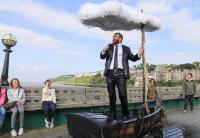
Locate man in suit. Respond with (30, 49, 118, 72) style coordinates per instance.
(100, 32, 143, 120)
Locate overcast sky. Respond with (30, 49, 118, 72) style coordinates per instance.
(0, 0, 199, 82)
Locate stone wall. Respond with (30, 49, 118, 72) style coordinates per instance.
(24, 85, 200, 111)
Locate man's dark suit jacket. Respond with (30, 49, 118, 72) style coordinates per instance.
(100, 44, 140, 79)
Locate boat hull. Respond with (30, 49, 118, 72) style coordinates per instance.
(65, 107, 164, 138)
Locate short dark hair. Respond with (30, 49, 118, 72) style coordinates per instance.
(187, 73, 193, 77)
(114, 32, 123, 40)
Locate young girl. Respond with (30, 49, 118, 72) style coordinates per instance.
(0, 80, 6, 128)
(42, 80, 56, 129)
(7, 78, 26, 137)
(183, 73, 197, 112)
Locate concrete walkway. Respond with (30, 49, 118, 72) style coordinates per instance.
(1, 125, 70, 138)
(167, 107, 200, 138)
(2, 108, 200, 138)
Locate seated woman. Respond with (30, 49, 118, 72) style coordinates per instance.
(7, 78, 26, 137)
(0, 80, 6, 128)
(42, 80, 56, 129)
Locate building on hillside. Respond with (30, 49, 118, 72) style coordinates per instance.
(154, 65, 200, 81)
(154, 65, 167, 81)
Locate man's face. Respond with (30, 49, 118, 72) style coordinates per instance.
(112, 34, 122, 44)
(186, 74, 192, 80)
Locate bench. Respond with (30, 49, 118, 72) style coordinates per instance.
(22, 86, 200, 111)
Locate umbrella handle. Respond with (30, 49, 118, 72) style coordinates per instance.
(141, 24, 148, 105)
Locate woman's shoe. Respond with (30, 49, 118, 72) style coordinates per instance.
(50, 122, 54, 128)
(50, 118, 54, 128)
(18, 128, 24, 136)
(11, 129, 17, 137)
(45, 118, 49, 128)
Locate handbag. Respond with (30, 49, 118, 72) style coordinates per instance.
(3, 101, 17, 110)
(3, 88, 20, 110)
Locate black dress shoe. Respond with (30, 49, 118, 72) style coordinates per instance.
(106, 114, 116, 122)
(106, 116, 113, 122)
(123, 116, 129, 120)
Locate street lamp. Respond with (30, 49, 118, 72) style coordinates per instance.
(1, 33, 17, 86)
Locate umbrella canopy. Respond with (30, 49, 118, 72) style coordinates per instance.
(79, 1, 161, 106)
(79, 1, 160, 32)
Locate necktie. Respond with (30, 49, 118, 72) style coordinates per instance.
(113, 45, 118, 69)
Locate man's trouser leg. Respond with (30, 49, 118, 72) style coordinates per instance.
(117, 77, 129, 118)
(106, 77, 117, 119)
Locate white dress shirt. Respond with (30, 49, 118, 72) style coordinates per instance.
(110, 44, 123, 69)
(101, 44, 141, 69)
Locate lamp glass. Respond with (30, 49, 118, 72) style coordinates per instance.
(2, 33, 17, 47)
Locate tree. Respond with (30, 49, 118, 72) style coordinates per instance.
(148, 64, 156, 72)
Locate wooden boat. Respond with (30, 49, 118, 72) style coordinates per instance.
(65, 107, 166, 138)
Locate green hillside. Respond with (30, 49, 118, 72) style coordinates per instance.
(52, 72, 135, 86)
(52, 62, 200, 87)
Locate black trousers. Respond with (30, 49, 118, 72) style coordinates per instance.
(42, 101, 56, 122)
(184, 95, 194, 111)
(106, 70, 129, 119)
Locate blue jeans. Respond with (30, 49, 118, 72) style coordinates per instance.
(0, 107, 6, 128)
(42, 101, 56, 122)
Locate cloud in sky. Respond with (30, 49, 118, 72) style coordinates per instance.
(0, 0, 81, 32)
(149, 52, 199, 64)
(135, 0, 200, 47)
(0, 23, 81, 55)
(1, 0, 199, 47)
(9, 64, 57, 82)
(165, 8, 200, 46)
(0, 0, 199, 82)
(0, 0, 146, 43)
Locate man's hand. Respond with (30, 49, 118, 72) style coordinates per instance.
(46, 82, 50, 86)
(45, 82, 50, 88)
(101, 45, 109, 54)
(16, 101, 21, 106)
(138, 47, 144, 56)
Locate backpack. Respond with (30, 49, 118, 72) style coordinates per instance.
(0, 87, 7, 105)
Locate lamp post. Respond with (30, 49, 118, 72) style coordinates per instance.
(1, 33, 17, 86)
